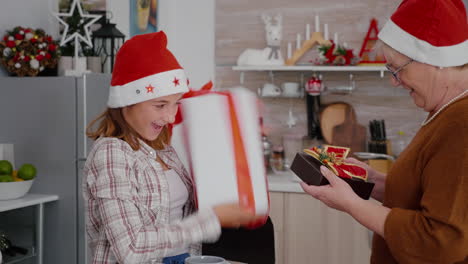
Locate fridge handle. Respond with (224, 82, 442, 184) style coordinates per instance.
(82, 74, 88, 158)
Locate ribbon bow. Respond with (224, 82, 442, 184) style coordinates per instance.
(304, 145, 368, 181)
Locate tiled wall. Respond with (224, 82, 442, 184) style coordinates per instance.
(215, 0, 427, 158)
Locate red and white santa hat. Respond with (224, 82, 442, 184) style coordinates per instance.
(107, 31, 189, 108)
(378, 0, 468, 67)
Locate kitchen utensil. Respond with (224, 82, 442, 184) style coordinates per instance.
(0, 180, 35, 200)
(368, 120, 388, 154)
(258, 83, 281, 97)
(331, 104, 367, 153)
(353, 152, 395, 161)
(281, 82, 301, 97)
(319, 102, 349, 144)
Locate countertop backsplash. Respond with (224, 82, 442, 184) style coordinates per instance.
(215, 0, 427, 155)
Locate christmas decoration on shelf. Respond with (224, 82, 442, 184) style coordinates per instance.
(91, 11, 126, 73)
(237, 14, 284, 66)
(53, 0, 101, 75)
(315, 41, 359, 66)
(0, 27, 60, 76)
(358, 18, 386, 65)
(285, 15, 332, 66)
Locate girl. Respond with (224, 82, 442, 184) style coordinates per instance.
(83, 31, 256, 264)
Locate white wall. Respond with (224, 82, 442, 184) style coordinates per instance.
(107, 0, 215, 89)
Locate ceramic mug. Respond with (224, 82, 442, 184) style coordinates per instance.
(258, 83, 281, 97)
(281, 82, 300, 96)
(185, 255, 227, 264)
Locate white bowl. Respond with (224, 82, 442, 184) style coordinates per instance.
(0, 179, 34, 200)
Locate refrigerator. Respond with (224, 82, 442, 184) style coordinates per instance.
(0, 73, 111, 264)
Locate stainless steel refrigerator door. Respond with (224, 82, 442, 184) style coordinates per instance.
(76, 73, 111, 161)
(76, 73, 111, 264)
(0, 76, 78, 264)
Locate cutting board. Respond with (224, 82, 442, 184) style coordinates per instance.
(331, 104, 367, 153)
(319, 102, 349, 144)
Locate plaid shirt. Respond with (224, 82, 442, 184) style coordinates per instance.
(83, 137, 221, 264)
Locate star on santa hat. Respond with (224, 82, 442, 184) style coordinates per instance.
(173, 77, 180, 87)
(146, 84, 155, 93)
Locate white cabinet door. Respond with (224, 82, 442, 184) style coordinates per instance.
(284, 193, 371, 264)
(269, 192, 285, 264)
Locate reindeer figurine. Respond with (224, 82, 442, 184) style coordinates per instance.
(237, 14, 284, 66)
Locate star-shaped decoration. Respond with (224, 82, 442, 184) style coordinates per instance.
(173, 77, 180, 87)
(146, 84, 155, 93)
(53, 0, 101, 48)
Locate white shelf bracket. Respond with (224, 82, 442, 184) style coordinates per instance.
(240, 71, 245, 85)
(380, 70, 385, 78)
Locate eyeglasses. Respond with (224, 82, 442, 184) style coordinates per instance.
(385, 59, 414, 84)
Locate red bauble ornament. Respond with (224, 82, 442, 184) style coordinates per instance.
(45, 53, 51, 59)
(14, 33, 24, 40)
(13, 54, 20, 62)
(6, 41, 15, 48)
(36, 54, 44, 61)
(48, 44, 57, 52)
(30, 38, 37, 43)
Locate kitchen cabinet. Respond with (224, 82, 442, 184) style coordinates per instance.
(269, 191, 371, 264)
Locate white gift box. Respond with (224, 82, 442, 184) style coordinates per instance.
(172, 87, 269, 218)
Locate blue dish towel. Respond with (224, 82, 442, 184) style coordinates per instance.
(162, 253, 190, 264)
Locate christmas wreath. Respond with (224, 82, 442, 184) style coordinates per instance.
(0, 27, 61, 76)
(316, 42, 359, 66)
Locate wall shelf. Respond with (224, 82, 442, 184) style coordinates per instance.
(232, 65, 386, 72)
(232, 65, 387, 86)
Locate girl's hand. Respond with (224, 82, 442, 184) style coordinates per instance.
(213, 203, 257, 228)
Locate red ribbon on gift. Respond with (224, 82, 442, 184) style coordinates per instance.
(305, 146, 368, 181)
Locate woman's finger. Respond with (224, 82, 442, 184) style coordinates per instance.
(320, 165, 339, 185)
(344, 157, 360, 164)
(300, 181, 322, 198)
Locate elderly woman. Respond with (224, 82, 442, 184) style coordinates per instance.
(301, 0, 468, 263)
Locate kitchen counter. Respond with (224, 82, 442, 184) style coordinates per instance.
(267, 170, 305, 193)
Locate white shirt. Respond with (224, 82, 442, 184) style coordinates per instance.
(164, 169, 189, 256)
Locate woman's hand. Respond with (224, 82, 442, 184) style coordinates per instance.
(345, 157, 387, 202)
(344, 157, 378, 182)
(213, 203, 258, 228)
(300, 166, 361, 213)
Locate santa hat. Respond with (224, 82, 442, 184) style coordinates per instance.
(107, 31, 189, 108)
(378, 0, 468, 67)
